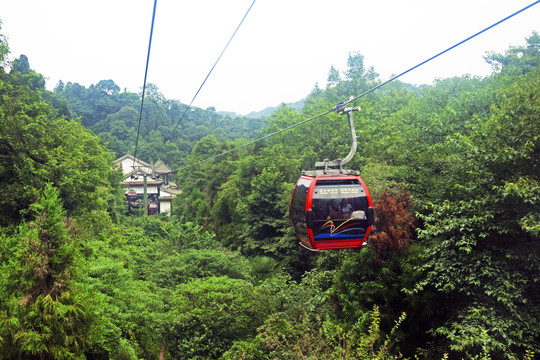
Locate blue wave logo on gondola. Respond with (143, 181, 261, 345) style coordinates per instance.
(313, 218, 365, 239)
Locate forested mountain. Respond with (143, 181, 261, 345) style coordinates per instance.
(245, 98, 305, 119)
(0, 17, 539, 359)
(53, 80, 265, 169)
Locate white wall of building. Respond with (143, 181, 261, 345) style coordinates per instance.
(160, 201, 171, 215)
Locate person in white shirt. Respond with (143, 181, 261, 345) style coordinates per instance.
(351, 209, 366, 219)
(341, 201, 353, 218)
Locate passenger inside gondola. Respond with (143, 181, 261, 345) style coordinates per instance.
(341, 199, 353, 218)
(312, 203, 326, 220)
(309, 197, 367, 239)
(327, 204, 342, 220)
(312, 198, 363, 221)
(351, 209, 366, 219)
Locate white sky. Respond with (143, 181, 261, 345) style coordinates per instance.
(0, 1, 538, 115)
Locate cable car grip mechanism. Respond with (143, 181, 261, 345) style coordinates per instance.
(314, 106, 361, 174)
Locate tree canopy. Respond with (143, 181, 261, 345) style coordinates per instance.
(0, 19, 538, 359)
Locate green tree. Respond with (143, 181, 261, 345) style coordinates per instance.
(11, 54, 30, 74)
(222, 273, 407, 360)
(9, 54, 45, 89)
(413, 69, 540, 358)
(81, 217, 167, 359)
(143, 83, 166, 104)
(341, 51, 379, 98)
(0, 20, 9, 66)
(237, 167, 293, 257)
(327, 65, 341, 87)
(148, 249, 251, 289)
(165, 276, 275, 360)
(485, 31, 540, 77)
(0, 184, 98, 359)
(95, 79, 120, 96)
(0, 63, 118, 226)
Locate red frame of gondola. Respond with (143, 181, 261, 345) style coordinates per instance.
(290, 174, 373, 250)
(126, 190, 138, 203)
(148, 203, 158, 215)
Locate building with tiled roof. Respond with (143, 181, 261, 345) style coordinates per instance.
(114, 155, 179, 215)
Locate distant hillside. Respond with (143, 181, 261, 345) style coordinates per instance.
(53, 80, 265, 168)
(244, 99, 305, 119)
(222, 85, 430, 119)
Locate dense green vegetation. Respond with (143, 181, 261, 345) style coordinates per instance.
(53, 79, 263, 170)
(0, 18, 538, 359)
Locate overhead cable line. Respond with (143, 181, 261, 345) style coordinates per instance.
(132, 0, 158, 171)
(176, 0, 540, 172)
(172, 109, 334, 173)
(336, 0, 540, 110)
(156, 0, 257, 156)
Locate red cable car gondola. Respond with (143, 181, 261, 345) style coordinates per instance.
(290, 173, 373, 250)
(289, 106, 374, 250)
(148, 203, 158, 215)
(126, 189, 138, 203)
